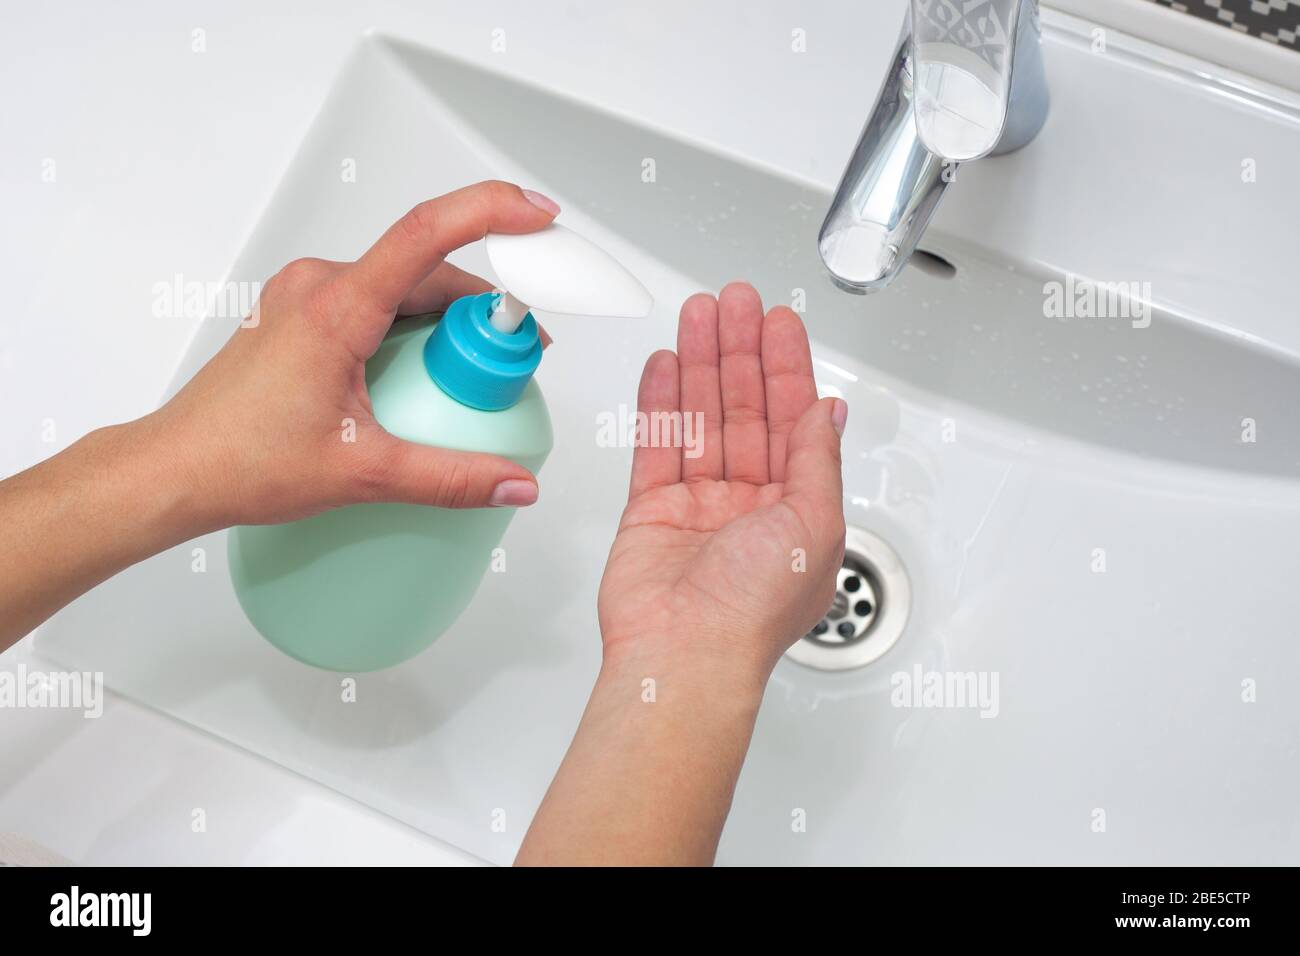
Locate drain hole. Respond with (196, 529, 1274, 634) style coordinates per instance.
(804, 557, 881, 647)
(785, 525, 911, 672)
(909, 249, 957, 281)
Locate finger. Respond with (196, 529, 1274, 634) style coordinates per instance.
(676, 293, 723, 482)
(717, 281, 769, 485)
(397, 261, 493, 315)
(628, 349, 682, 500)
(781, 397, 847, 545)
(352, 181, 559, 316)
(761, 305, 819, 483)
(377, 440, 539, 509)
(396, 262, 553, 347)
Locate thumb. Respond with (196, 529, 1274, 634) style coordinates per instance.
(376, 438, 539, 509)
(353, 181, 560, 316)
(781, 397, 847, 539)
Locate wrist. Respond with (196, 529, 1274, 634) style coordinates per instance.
(94, 415, 223, 547)
(598, 632, 773, 713)
(522, 630, 770, 867)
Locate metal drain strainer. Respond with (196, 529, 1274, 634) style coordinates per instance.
(785, 525, 911, 671)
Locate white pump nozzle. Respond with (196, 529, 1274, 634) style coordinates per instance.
(490, 292, 532, 333)
(485, 223, 653, 332)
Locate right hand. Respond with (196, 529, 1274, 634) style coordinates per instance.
(142, 181, 562, 536)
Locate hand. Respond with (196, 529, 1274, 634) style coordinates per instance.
(597, 282, 847, 682)
(0, 181, 564, 650)
(147, 180, 561, 533)
(519, 283, 846, 865)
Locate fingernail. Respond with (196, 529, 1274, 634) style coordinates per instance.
(521, 189, 560, 216)
(831, 398, 848, 437)
(490, 479, 538, 507)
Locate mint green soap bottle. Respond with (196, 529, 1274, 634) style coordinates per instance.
(228, 223, 652, 671)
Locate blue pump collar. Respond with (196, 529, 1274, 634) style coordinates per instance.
(422, 292, 542, 411)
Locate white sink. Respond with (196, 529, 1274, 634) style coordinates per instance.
(40, 16, 1300, 864)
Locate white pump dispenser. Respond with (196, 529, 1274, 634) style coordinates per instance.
(485, 223, 654, 332)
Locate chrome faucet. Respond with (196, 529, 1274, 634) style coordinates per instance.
(819, 0, 1049, 293)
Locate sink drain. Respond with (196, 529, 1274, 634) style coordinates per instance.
(785, 525, 911, 671)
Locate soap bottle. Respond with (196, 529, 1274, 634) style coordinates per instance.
(228, 223, 652, 671)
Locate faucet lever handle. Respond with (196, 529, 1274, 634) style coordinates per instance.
(909, 0, 1031, 162)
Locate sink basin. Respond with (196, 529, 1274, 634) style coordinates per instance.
(39, 16, 1300, 864)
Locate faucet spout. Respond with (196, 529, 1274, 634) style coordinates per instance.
(818, 0, 1047, 295)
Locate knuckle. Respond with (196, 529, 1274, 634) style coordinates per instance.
(305, 274, 347, 318)
(347, 441, 396, 503)
(469, 179, 517, 220)
(432, 460, 477, 508)
(480, 179, 515, 202)
(278, 257, 328, 288)
(398, 200, 441, 244)
(722, 403, 767, 427)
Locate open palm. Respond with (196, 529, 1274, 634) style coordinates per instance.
(597, 283, 847, 676)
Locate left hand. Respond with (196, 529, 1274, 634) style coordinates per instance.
(597, 282, 847, 683)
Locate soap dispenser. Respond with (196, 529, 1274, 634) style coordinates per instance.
(228, 223, 653, 671)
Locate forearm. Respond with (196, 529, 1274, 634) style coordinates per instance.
(0, 414, 210, 651)
(516, 643, 769, 866)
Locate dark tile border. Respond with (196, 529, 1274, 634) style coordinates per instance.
(1147, 0, 1300, 50)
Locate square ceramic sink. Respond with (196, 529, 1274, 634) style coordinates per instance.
(39, 16, 1300, 864)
